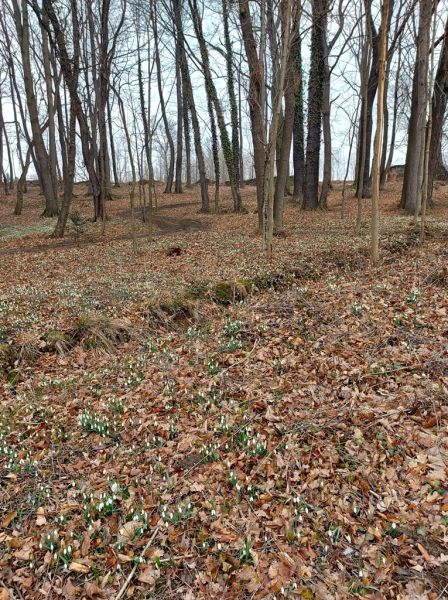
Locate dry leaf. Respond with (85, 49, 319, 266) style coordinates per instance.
(69, 562, 90, 574)
(2, 512, 17, 528)
(416, 543, 431, 562)
(62, 578, 81, 599)
(81, 533, 91, 557)
(85, 582, 105, 599)
(118, 553, 133, 563)
(0, 589, 10, 600)
(137, 567, 160, 585)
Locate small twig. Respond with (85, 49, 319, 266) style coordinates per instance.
(114, 525, 160, 600)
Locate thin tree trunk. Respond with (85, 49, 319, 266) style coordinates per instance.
(107, 96, 120, 187)
(421, 0, 438, 241)
(273, 4, 299, 231)
(12, 0, 59, 216)
(53, 97, 77, 238)
(180, 47, 209, 213)
(380, 44, 401, 189)
(356, 4, 372, 235)
(223, 0, 240, 187)
(239, 0, 265, 231)
(319, 9, 331, 209)
(238, 54, 245, 187)
(114, 86, 138, 254)
(263, 0, 292, 258)
(42, 22, 59, 204)
(152, 0, 174, 194)
(371, 0, 389, 263)
(15, 147, 31, 216)
(174, 1, 183, 194)
(341, 100, 360, 219)
(189, 0, 242, 212)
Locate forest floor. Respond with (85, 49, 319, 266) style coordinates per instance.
(1, 180, 448, 600)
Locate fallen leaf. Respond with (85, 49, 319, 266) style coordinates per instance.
(62, 578, 81, 599)
(2, 512, 17, 528)
(69, 562, 90, 574)
(81, 533, 91, 557)
(417, 543, 431, 562)
(85, 582, 105, 599)
(137, 567, 160, 585)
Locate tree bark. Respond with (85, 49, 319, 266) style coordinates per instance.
(371, 0, 389, 263)
(12, 0, 59, 216)
(239, 0, 266, 231)
(400, 0, 431, 214)
(292, 33, 305, 204)
(273, 4, 299, 230)
(152, 1, 175, 194)
(223, 0, 240, 187)
(303, 0, 326, 211)
(189, 0, 242, 212)
(178, 35, 209, 212)
(428, 14, 448, 205)
(380, 43, 401, 189)
(355, 13, 379, 199)
(174, 0, 183, 194)
(15, 147, 32, 216)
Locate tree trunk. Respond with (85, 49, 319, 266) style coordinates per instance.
(319, 8, 331, 209)
(303, 0, 326, 211)
(428, 14, 448, 206)
(239, 0, 266, 232)
(152, 1, 175, 194)
(53, 97, 77, 238)
(380, 43, 401, 189)
(15, 147, 32, 216)
(12, 0, 59, 216)
(371, 0, 389, 263)
(189, 0, 242, 212)
(273, 5, 299, 231)
(262, 0, 292, 258)
(238, 55, 245, 187)
(107, 96, 120, 187)
(223, 0, 240, 187)
(421, 1, 438, 241)
(400, 0, 431, 214)
(178, 31, 209, 212)
(292, 34, 305, 204)
(174, 1, 183, 195)
(356, 5, 372, 235)
(356, 13, 380, 199)
(42, 21, 59, 203)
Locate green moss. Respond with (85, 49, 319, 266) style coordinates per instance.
(214, 281, 249, 304)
